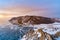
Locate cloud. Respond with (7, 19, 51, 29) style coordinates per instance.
(0, 6, 47, 14)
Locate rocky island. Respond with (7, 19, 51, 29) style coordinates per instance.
(9, 15, 60, 40)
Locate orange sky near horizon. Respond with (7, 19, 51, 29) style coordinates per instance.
(0, 6, 51, 25)
(0, 0, 60, 25)
(0, 8, 46, 19)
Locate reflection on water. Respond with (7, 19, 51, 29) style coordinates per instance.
(0, 25, 20, 40)
(0, 24, 60, 40)
(0, 25, 60, 40)
(0, 25, 33, 40)
(0, 16, 26, 40)
(55, 37, 60, 40)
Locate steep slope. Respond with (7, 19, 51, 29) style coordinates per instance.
(9, 15, 60, 26)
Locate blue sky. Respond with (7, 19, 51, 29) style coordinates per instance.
(0, 0, 60, 18)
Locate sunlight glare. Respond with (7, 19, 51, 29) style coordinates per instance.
(0, 15, 4, 18)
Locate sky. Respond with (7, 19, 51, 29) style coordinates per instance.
(0, 0, 60, 18)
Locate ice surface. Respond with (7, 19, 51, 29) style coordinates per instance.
(20, 22, 60, 40)
(0, 22, 60, 40)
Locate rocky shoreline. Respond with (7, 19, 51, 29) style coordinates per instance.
(21, 29, 60, 40)
(9, 15, 60, 40)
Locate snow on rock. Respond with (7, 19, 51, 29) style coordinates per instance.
(20, 22, 60, 40)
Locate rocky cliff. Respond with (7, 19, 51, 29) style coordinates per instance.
(21, 29, 55, 40)
(9, 15, 60, 40)
(9, 15, 60, 26)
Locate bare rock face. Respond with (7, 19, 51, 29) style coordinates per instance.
(9, 15, 60, 26)
(55, 31, 60, 37)
(9, 17, 23, 25)
(9, 15, 60, 40)
(21, 29, 38, 40)
(37, 29, 53, 40)
(21, 29, 53, 40)
(37, 29, 45, 40)
(45, 32, 53, 40)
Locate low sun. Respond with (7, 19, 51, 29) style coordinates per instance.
(0, 15, 4, 18)
(0, 14, 14, 18)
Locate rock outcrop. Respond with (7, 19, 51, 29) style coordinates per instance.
(9, 15, 60, 40)
(55, 31, 60, 38)
(9, 15, 60, 26)
(21, 29, 53, 40)
(37, 29, 53, 40)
